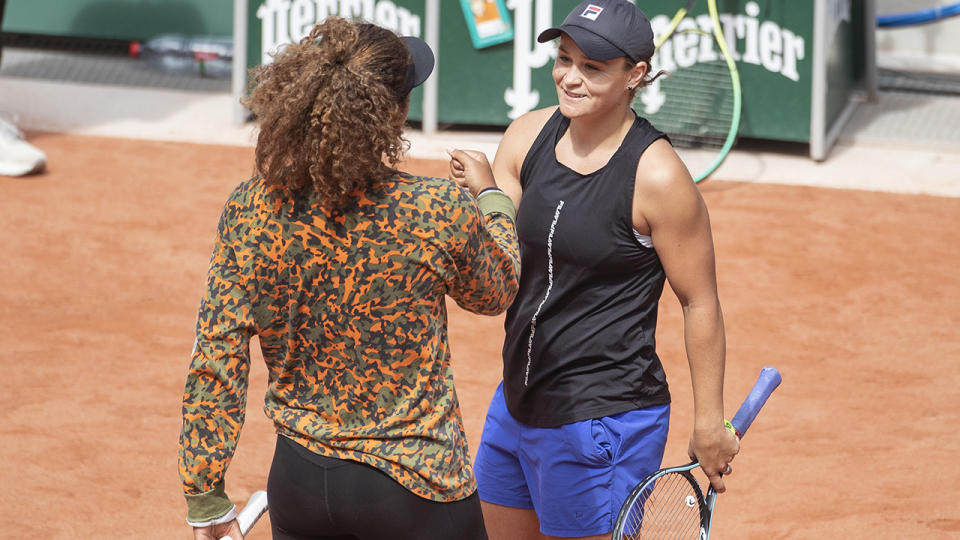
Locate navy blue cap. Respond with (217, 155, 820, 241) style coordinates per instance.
(402, 36, 434, 95)
(537, 0, 655, 63)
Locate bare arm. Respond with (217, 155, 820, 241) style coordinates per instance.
(633, 139, 739, 492)
(448, 107, 556, 208)
(489, 117, 528, 208)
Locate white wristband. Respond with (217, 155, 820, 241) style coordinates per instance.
(477, 187, 504, 199)
(186, 505, 237, 528)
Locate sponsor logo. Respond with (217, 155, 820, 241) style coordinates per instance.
(504, 0, 555, 119)
(640, 1, 807, 115)
(580, 4, 603, 21)
(508, 1, 808, 119)
(255, 0, 422, 64)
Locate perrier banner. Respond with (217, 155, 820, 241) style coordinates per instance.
(245, 0, 870, 145)
(246, 0, 428, 119)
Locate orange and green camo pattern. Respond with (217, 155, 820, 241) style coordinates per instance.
(179, 173, 519, 520)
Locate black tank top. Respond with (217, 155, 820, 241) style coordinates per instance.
(502, 108, 671, 427)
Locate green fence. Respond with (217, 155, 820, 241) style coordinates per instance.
(2, 0, 234, 41)
(241, 0, 873, 154)
(3, 0, 874, 158)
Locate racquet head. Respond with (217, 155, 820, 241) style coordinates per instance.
(612, 367, 781, 539)
(613, 464, 712, 539)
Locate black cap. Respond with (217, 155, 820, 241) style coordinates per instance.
(537, 0, 654, 63)
(402, 36, 435, 95)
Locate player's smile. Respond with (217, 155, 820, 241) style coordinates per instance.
(552, 35, 630, 117)
(561, 86, 586, 100)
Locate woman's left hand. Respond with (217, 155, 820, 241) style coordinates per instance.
(688, 422, 740, 494)
(192, 519, 243, 540)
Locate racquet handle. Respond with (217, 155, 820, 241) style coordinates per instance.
(729, 366, 781, 438)
(238, 490, 269, 536)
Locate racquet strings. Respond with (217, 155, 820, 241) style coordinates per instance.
(648, 49, 734, 152)
(619, 471, 704, 539)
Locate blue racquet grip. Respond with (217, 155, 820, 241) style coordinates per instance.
(729, 366, 781, 438)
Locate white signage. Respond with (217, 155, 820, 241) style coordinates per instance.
(505, 0, 556, 119)
(642, 2, 806, 115)
(504, 1, 808, 118)
(256, 0, 423, 63)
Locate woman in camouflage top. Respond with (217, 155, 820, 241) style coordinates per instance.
(178, 17, 519, 540)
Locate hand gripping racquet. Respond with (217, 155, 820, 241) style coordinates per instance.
(611, 366, 781, 539)
(220, 490, 268, 540)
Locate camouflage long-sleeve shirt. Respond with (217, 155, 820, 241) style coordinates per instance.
(179, 173, 519, 522)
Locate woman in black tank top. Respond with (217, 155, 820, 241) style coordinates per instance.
(448, 1, 741, 538)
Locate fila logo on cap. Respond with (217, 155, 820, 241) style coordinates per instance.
(580, 4, 603, 20)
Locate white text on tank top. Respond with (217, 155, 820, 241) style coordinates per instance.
(524, 199, 565, 386)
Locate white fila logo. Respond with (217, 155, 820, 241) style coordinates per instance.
(581, 4, 603, 20)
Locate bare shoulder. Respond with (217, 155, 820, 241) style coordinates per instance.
(632, 138, 703, 229)
(501, 106, 557, 149)
(637, 139, 693, 190)
(494, 106, 557, 186)
(634, 138, 693, 195)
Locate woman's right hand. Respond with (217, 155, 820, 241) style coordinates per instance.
(192, 519, 243, 540)
(447, 148, 497, 197)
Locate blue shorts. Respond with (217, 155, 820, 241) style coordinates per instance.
(474, 382, 670, 538)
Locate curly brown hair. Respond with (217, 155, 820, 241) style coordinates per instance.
(242, 17, 412, 208)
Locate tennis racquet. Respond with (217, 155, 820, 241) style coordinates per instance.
(636, 0, 742, 183)
(610, 366, 781, 540)
(220, 490, 268, 540)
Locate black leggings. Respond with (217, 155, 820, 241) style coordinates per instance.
(267, 436, 488, 540)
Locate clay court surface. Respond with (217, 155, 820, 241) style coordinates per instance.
(1, 132, 958, 539)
